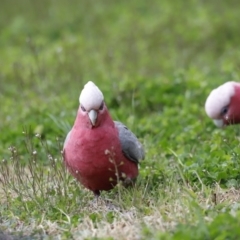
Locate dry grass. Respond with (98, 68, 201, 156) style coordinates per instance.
(1, 136, 240, 239)
(1, 169, 240, 240)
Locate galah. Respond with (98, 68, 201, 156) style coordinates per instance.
(63, 81, 144, 196)
(205, 81, 240, 127)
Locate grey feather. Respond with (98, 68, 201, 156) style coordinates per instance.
(63, 130, 71, 148)
(114, 121, 144, 163)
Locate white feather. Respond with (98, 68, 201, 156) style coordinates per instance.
(205, 81, 236, 118)
(79, 81, 104, 111)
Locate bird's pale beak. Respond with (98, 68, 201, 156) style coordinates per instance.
(213, 119, 224, 127)
(88, 109, 98, 126)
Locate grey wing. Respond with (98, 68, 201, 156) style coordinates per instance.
(114, 121, 144, 163)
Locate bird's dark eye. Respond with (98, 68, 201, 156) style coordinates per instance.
(81, 105, 86, 112)
(221, 106, 228, 116)
(99, 101, 104, 110)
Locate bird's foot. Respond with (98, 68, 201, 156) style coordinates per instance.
(89, 191, 122, 212)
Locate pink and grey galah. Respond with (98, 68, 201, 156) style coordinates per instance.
(205, 81, 240, 127)
(63, 81, 144, 196)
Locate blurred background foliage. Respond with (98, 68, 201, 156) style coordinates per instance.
(1, 0, 240, 186)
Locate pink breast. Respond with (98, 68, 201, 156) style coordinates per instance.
(64, 126, 138, 191)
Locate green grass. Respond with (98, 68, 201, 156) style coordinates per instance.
(1, 0, 240, 239)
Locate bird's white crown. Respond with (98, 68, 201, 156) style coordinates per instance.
(79, 81, 104, 111)
(205, 81, 236, 118)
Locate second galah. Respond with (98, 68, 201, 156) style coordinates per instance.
(63, 81, 144, 196)
(205, 81, 240, 127)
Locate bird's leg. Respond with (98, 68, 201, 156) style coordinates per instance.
(93, 190, 100, 197)
(122, 177, 136, 188)
(93, 190, 101, 204)
(90, 190, 108, 208)
(93, 190, 111, 205)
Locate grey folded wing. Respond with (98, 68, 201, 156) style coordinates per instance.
(114, 121, 144, 163)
